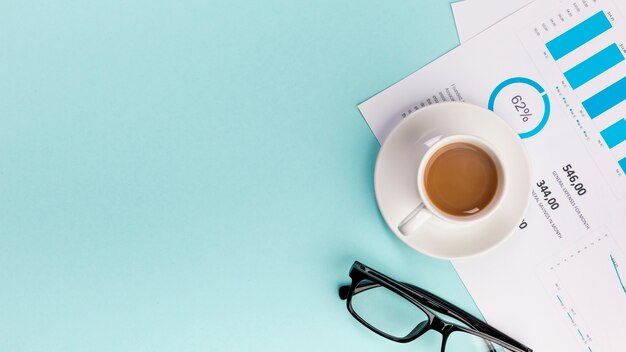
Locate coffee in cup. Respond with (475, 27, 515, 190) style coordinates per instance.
(398, 135, 505, 236)
(423, 142, 499, 217)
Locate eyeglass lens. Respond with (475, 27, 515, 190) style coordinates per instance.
(350, 282, 428, 339)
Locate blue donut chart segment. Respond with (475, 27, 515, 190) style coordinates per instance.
(488, 77, 551, 139)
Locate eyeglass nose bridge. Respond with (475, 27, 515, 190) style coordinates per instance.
(429, 316, 454, 335)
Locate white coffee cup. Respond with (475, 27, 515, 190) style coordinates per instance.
(397, 134, 506, 236)
(374, 102, 531, 259)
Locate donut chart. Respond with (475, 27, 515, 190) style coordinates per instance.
(488, 77, 551, 139)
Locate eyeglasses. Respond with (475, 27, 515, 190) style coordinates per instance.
(339, 261, 532, 352)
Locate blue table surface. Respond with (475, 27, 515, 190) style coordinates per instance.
(1, 1, 483, 350)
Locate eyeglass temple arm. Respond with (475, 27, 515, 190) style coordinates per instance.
(396, 282, 530, 352)
(338, 282, 531, 352)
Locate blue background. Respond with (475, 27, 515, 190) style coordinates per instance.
(0, 0, 481, 350)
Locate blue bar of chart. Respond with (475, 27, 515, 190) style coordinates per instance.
(600, 119, 626, 148)
(546, 11, 612, 60)
(545, 8, 626, 175)
(564, 44, 624, 89)
(618, 156, 626, 174)
(582, 76, 626, 118)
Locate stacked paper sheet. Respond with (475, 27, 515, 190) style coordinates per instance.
(360, 0, 626, 350)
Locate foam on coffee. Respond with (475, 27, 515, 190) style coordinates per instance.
(423, 142, 498, 217)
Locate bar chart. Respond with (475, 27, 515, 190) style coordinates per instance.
(544, 9, 626, 176)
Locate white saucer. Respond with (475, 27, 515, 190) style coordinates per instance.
(374, 102, 532, 259)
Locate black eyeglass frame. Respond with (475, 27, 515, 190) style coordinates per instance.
(339, 261, 532, 352)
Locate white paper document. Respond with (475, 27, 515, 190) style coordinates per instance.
(360, 0, 626, 350)
(451, 0, 533, 43)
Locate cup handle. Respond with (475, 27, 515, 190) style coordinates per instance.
(397, 202, 432, 236)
